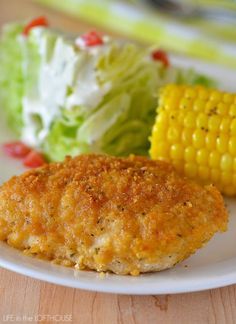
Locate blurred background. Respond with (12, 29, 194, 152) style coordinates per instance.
(0, 0, 236, 68)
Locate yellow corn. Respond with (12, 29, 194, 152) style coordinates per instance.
(150, 84, 236, 196)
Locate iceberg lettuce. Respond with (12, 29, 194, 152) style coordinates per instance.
(0, 23, 24, 133)
(0, 22, 215, 161)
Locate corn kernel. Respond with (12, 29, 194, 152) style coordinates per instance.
(179, 98, 192, 110)
(223, 93, 234, 104)
(167, 127, 181, 142)
(211, 169, 221, 183)
(196, 149, 208, 165)
(230, 119, 236, 135)
(196, 113, 208, 129)
(216, 135, 229, 154)
(220, 117, 231, 133)
(170, 144, 184, 159)
(161, 91, 174, 104)
(152, 129, 166, 141)
(229, 104, 236, 117)
(208, 115, 221, 132)
(193, 99, 205, 112)
(185, 163, 198, 178)
(169, 112, 178, 123)
(173, 160, 184, 174)
(205, 133, 216, 150)
(184, 88, 197, 99)
(220, 154, 233, 171)
(178, 111, 186, 125)
(198, 88, 209, 100)
(229, 137, 236, 155)
(206, 101, 217, 114)
(182, 129, 193, 146)
(157, 156, 169, 162)
(210, 91, 222, 102)
(151, 142, 169, 159)
(221, 172, 232, 185)
(165, 97, 180, 111)
(209, 151, 221, 168)
(198, 166, 209, 180)
(158, 97, 165, 107)
(184, 147, 196, 162)
(193, 129, 205, 149)
(157, 111, 168, 123)
(234, 158, 236, 171)
(170, 88, 184, 99)
(152, 123, 166, 137)
(217, 103, 228, 116)
(184, 112, 196, 128)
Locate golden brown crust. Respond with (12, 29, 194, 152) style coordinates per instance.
(0, 154, 228, 275)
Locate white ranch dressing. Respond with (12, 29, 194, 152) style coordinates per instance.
(21, 29, 110, 146)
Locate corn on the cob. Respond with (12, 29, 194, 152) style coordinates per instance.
(150, 84, 236, 196)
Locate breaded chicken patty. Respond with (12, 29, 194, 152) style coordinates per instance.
(0, 154, 228, 275)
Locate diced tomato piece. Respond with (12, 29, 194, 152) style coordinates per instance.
(152, 49, 170, 67)
(23, 151, 46, 168)
(3, 141, 31, 158)
(23, 16, 48, 36)
(81, 31, 104, 46)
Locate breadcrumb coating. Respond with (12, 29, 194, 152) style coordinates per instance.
(0, 154, 228, 275)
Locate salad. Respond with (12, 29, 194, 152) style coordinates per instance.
(0, 17, 214, 165)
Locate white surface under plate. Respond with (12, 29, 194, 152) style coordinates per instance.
(0, 57, 236, 295)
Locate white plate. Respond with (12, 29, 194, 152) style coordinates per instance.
(0, 57, 236, 295)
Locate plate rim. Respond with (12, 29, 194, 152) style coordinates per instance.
(1, 256, 236, 295)
(0, 239, 236, 295)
